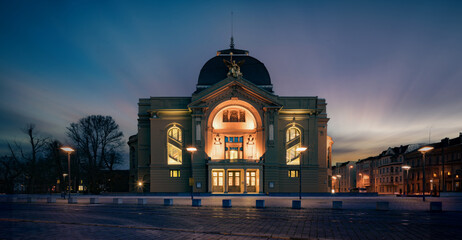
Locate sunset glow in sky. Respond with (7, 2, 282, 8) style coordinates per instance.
(1, 1, 462, 167)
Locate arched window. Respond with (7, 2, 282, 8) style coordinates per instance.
(286, 127, 301, 165)
(167, 126, 182, 165)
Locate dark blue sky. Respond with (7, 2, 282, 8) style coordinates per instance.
(1, 0, 462, 167)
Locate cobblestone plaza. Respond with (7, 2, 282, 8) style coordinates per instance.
(2, 196, 462, 239)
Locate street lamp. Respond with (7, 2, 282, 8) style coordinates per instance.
(137, 181, 144, 193)
(336, 175, 342, 192)
(296, 147, 307, 200)
(418, 146, 434, 202)
(186, 147, 197, 200)
(331, 176, 337, 193)
(402, 165, 411, 196)
(348, 165, 354, 192)
(60, 147, 74, 200)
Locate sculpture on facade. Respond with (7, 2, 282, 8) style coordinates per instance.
(224, 58, 245, 78)
(246, 135, 255, 159)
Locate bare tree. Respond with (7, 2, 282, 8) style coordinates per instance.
(23, 125, 49, 193)
(3, 125, 49, 193)
(0, 154, 23, 193)
(66, 115, 123, 193)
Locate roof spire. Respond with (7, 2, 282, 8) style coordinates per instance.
(230, 11, 235, 49)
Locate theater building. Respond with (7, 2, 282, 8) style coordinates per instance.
(128, 43, 333, 194)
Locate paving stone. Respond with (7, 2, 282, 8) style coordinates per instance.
(1, 197, 462, 240)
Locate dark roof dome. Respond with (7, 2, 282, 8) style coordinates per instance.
(196, 45, 272, 93)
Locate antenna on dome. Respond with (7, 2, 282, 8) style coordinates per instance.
(230, 11, 235, 49)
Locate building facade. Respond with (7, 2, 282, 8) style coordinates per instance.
(356, 157, 375, 192)
(129, 44, 333, 194)
(332, 161, 355, 192)
(350, 133, 462, 195)
(405, 134, 462, 195)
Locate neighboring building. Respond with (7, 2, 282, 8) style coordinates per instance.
(356, 156, 376, 192)
(128, 42, 333, 194)
(374, 145, 416, 194)
(405, 134, 462, 195)
(351, 133, 462, 195)
(332, 161, 355, 192)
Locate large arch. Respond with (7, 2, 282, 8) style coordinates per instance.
(205, 99, 264, 160)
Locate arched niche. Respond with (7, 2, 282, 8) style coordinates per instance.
(205, 99, 263, 160)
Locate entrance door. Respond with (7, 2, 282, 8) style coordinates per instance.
(212, 171, 224, 192)
(246, 171, 257, 192)
(228, 171, 241, 192)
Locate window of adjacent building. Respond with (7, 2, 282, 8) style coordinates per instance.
(170, 170, 180, 178)
(167, 126, 183, 165)
(288, 170, 299, 178)
(286, 127, 301, 165)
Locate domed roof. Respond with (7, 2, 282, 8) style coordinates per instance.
(196, 46, 272, 93)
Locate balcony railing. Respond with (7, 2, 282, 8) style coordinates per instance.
(208, 158, 262, 164)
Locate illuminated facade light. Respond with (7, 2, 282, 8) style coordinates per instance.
(296, 147, 307, 152)
(186, 147, 197, 152)
(60, 147, 74, 152)
(418, 146, 434, 153)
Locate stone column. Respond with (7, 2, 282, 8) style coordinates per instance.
(259, 167, 264, 193)
(244, 168, 247, 193)
(224, 168, 228, 193)
(208, 167, 212, 193)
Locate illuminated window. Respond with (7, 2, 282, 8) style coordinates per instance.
(223, 109, 246, 122)
(286, 127, 301, 165)
(213, 172, 217, 186)
(235, 172, 240, 186)
(167, 126, 183, 165)
(169, 170, 180, 178)
(218, 172, 223, 186)
(229, 172, 233, 186)
(211, 171, 224, 187)
(225, 136, 243, 159)
(288, 170, 299, 178)
(246, 171, 256, 186)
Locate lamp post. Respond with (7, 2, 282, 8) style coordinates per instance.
(348, 165, 353, 192)
(296, 147, 307, 200)
(331, 176, 337, 193)
(137, 181, 143, 193)
(418, 146, 434, 202)
(60, 147, 74, 200)
(186, 147, 197, 200)
(358, 173, 362, 189)
(402, 165, 411, 196)
(336, 175, 342, 192)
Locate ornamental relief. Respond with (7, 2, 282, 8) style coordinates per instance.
(205, 86, 265, 113)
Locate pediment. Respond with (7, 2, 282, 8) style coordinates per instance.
(189, 77, 281, 109)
